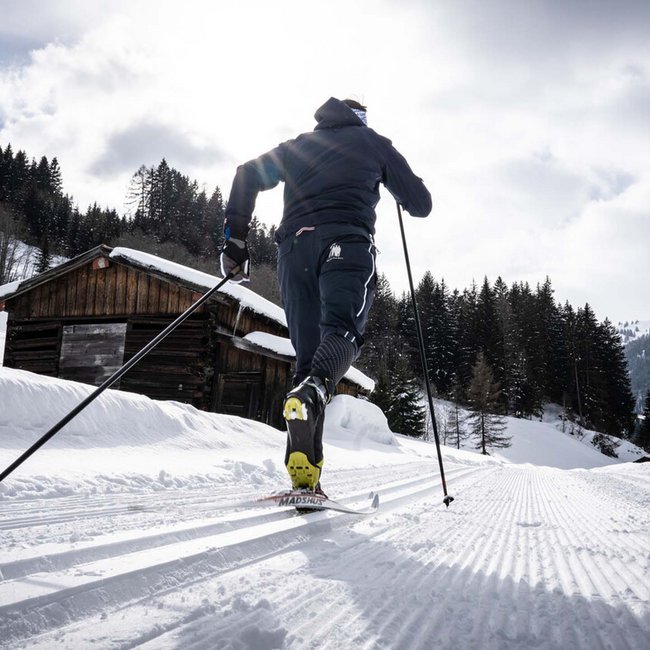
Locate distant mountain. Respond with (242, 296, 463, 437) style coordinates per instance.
(617, 320, 650, 344)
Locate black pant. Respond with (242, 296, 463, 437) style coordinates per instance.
(277, 223, 377, 383)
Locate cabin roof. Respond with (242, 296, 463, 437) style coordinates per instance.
(0, 245, 287, 328)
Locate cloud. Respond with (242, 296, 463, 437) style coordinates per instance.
(0, 0, 648, 320)
(89, 121, 230, 177)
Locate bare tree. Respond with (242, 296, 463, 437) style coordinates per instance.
(0, 204, 29, 285)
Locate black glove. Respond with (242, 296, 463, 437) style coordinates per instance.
(220, 237, 250, 282)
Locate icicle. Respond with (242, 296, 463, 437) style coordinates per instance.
(233, 303, 244, 337)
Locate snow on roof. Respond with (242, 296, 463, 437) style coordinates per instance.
(243, 331, 375, 392)
(0, 279, 22, 301)
(244, 331, 295, 357)
(110, 247, 287, 327)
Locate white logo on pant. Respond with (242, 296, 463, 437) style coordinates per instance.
(327, 243, 342, 261)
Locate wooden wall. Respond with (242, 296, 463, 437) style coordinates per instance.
(9, 260, 203, 320)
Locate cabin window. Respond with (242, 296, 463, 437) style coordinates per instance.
(59, 322, 127, 386)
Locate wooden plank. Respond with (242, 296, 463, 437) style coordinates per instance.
(159, 280, 170, 316)
(85, 262, 97, 317)
(10, 337, 60, 350)
(149, 276, 162, 314)
(126, 267, 138, 314)
(105, 264, 117, 316)
(136, 272, 149, 313)
(74, 265, 87, 318)
(94, 265, 107, 316)
(115, 264, 127, 314)
(28, 284, 41, 319)
(54, 275, 66, 316)
(64, 268, 75, 316)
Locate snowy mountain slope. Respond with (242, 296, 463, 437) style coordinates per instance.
(617, 319, 650, 344)
(0, 368, 649, 649)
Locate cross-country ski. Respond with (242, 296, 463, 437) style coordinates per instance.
(243, 489, 379, 515)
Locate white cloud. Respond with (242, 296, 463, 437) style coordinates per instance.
(0, 0, 648, 321)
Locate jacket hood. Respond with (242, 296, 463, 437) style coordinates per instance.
(314, 97, 365, 129)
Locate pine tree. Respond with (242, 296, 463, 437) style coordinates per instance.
(594, 319, 635, 436)
(358, 273, 399, 378)
(443, 382, 469, 449)
(35, 234, 52, 273)
(466, 352, 511, 454)
(477, 277, 503, 381)
(371, 358, 426, 438)
(455, 281, 480, 390)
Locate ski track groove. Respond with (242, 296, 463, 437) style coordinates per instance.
(0, 462, 448, 648)
(529, 469, 643, 650)
(1, 461, 648, 649)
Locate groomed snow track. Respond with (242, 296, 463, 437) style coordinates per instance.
(1, 460, 649, 649)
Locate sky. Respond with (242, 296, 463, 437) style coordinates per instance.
(0, 0, 648, 324)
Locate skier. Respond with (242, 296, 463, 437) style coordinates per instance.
(220, 97, 431, 493)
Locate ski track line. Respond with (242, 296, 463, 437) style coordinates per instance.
(288, 465, 507, 649)
(532, 469, 648, 650)
(358, 466, 648, 650)
(5, 462, 648, 649)
(0, 462, 455, 582)
(366, 464, 520, 647)
(0, 462, 435, 536)
(5, 460, 480, 648)
(0, 460, 456, 648)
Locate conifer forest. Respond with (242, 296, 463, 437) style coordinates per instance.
(0, 143, 638, 445)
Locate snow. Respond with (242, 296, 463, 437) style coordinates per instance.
(0, 367, 648, 649)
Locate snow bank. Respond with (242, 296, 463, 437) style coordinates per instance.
(1, 366, 640, 504)
(0, 367, 287, 499)
(0, 368, 394, 500)
(325, 395, 396, 447)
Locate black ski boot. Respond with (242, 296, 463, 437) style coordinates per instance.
(283, 375, 332, 490)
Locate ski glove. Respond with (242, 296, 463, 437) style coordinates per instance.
(220, 237, 250, 283)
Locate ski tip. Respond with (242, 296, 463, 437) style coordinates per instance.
(443, 495, 455, 508)
(371, 493, 379, 509)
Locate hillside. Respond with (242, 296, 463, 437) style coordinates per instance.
(617, 319, 650, 344)
(0, 367, 648, 649)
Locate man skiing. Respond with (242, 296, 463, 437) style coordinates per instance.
(220, 97, 431, 494)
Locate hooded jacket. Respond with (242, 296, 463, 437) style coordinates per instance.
(224, 97, 432, 242)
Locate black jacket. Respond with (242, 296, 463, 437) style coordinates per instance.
(224, 97, 432, 242)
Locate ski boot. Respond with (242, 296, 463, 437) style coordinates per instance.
(283, 375, 332, 490)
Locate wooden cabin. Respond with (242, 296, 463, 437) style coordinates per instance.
(0, 245, 371, 429)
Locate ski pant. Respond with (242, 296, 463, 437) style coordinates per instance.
(277, 222, 377, 386)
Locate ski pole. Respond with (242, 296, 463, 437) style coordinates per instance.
(0, 267, 241, 483)
(396, 202, 454, 507)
